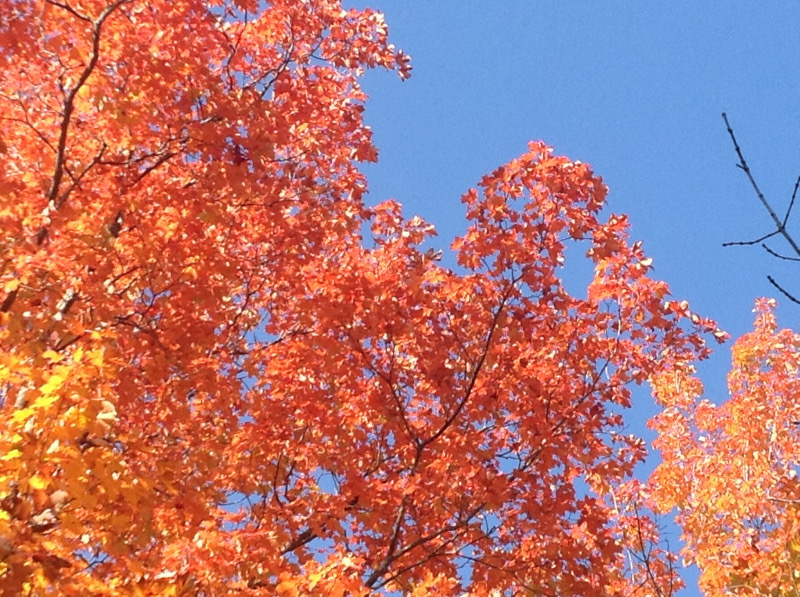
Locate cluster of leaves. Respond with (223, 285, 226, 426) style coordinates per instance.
(3, 0, 784, 595)
(651, 301, 800, 595)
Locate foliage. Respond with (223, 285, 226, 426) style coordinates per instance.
(651, 299, 800, 595)
(0, 0, 728, 594)
(643, 118, 800, 596)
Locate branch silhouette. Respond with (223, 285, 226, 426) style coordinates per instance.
(722, 113, 800, 305)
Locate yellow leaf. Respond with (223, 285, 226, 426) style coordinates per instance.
(89, 349, 104, 368)
(39, 373, 66, 396)
(29, 476, 48, 490)
(73, 347, 84, 363)
(276, 580, 298, 596)
(11, 408, 33, 424)
(42, 350, 64, 363)
(29, 393, 60, 414)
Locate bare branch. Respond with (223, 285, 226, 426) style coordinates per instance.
(365, 501, 486, 589)
(767, 276, 800, 306)
(722, 113, 800, 259)
(722, 230, 778, 247)
(762, 244, 800, 262)
(784, 174, 800, 226)
(130, 151, 178, 186)
(722, 114, 800, 303)
(45, 0, 92, 23)
(364, 498, 409, 587)
(281, 527, 316, 554)
(0, 289, 18, 313)
(54, 143, 108, 207)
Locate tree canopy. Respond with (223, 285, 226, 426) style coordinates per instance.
(0, 1, 795, 595)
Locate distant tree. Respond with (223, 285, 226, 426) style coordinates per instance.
(0, 1, 721, 594)
(650, 299, 800, 595)
(647, 117, 800, 595)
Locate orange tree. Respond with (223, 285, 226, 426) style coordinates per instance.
(0, 0, 722, 594)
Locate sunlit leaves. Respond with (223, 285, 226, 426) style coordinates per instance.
(0, 0, 719, 594)
(651, 298, 800, 595)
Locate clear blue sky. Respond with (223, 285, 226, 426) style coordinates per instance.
(352, 2, 800, 594)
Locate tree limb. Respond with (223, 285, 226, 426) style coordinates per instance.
(722, 113, 800, 301)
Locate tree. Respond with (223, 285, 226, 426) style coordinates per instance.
(650, 299, 800, 595)
(646, 119, 800, 595)
(0, 1, 722, 594)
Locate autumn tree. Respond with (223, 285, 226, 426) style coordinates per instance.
(0, 0, 721, 594)
(646, 119, 800, 595)
(650, 299, 800, 595)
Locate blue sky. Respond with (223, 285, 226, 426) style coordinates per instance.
(352, 2, 800, 593)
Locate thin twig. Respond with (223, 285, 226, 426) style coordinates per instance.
(722, 113, 800, 258)
(722, 230, 778, 247)
(722, 113, 800, 303)
(762, 244, 800, 262)
(784, 174, 800, 226)
(767, 276, 800, 306)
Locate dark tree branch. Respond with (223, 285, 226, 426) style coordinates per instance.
(419, 278, 516, 451)
(0, 289, 18, 313)
(762, 244, 800, 262)
(722, 113, 800, 302)
(723, 113, 800, 257)
(38, 0, 133, 246)
(784, 174, 800, 227)
(54, 143, 108, 208)
(46, 0, 132, 208)
(365, 501, 486, 589)
(767, 276, 800, 306)
(364, 498, 409, 588)
(722, 230, 778, 247)
(281, 527, 316, 554)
